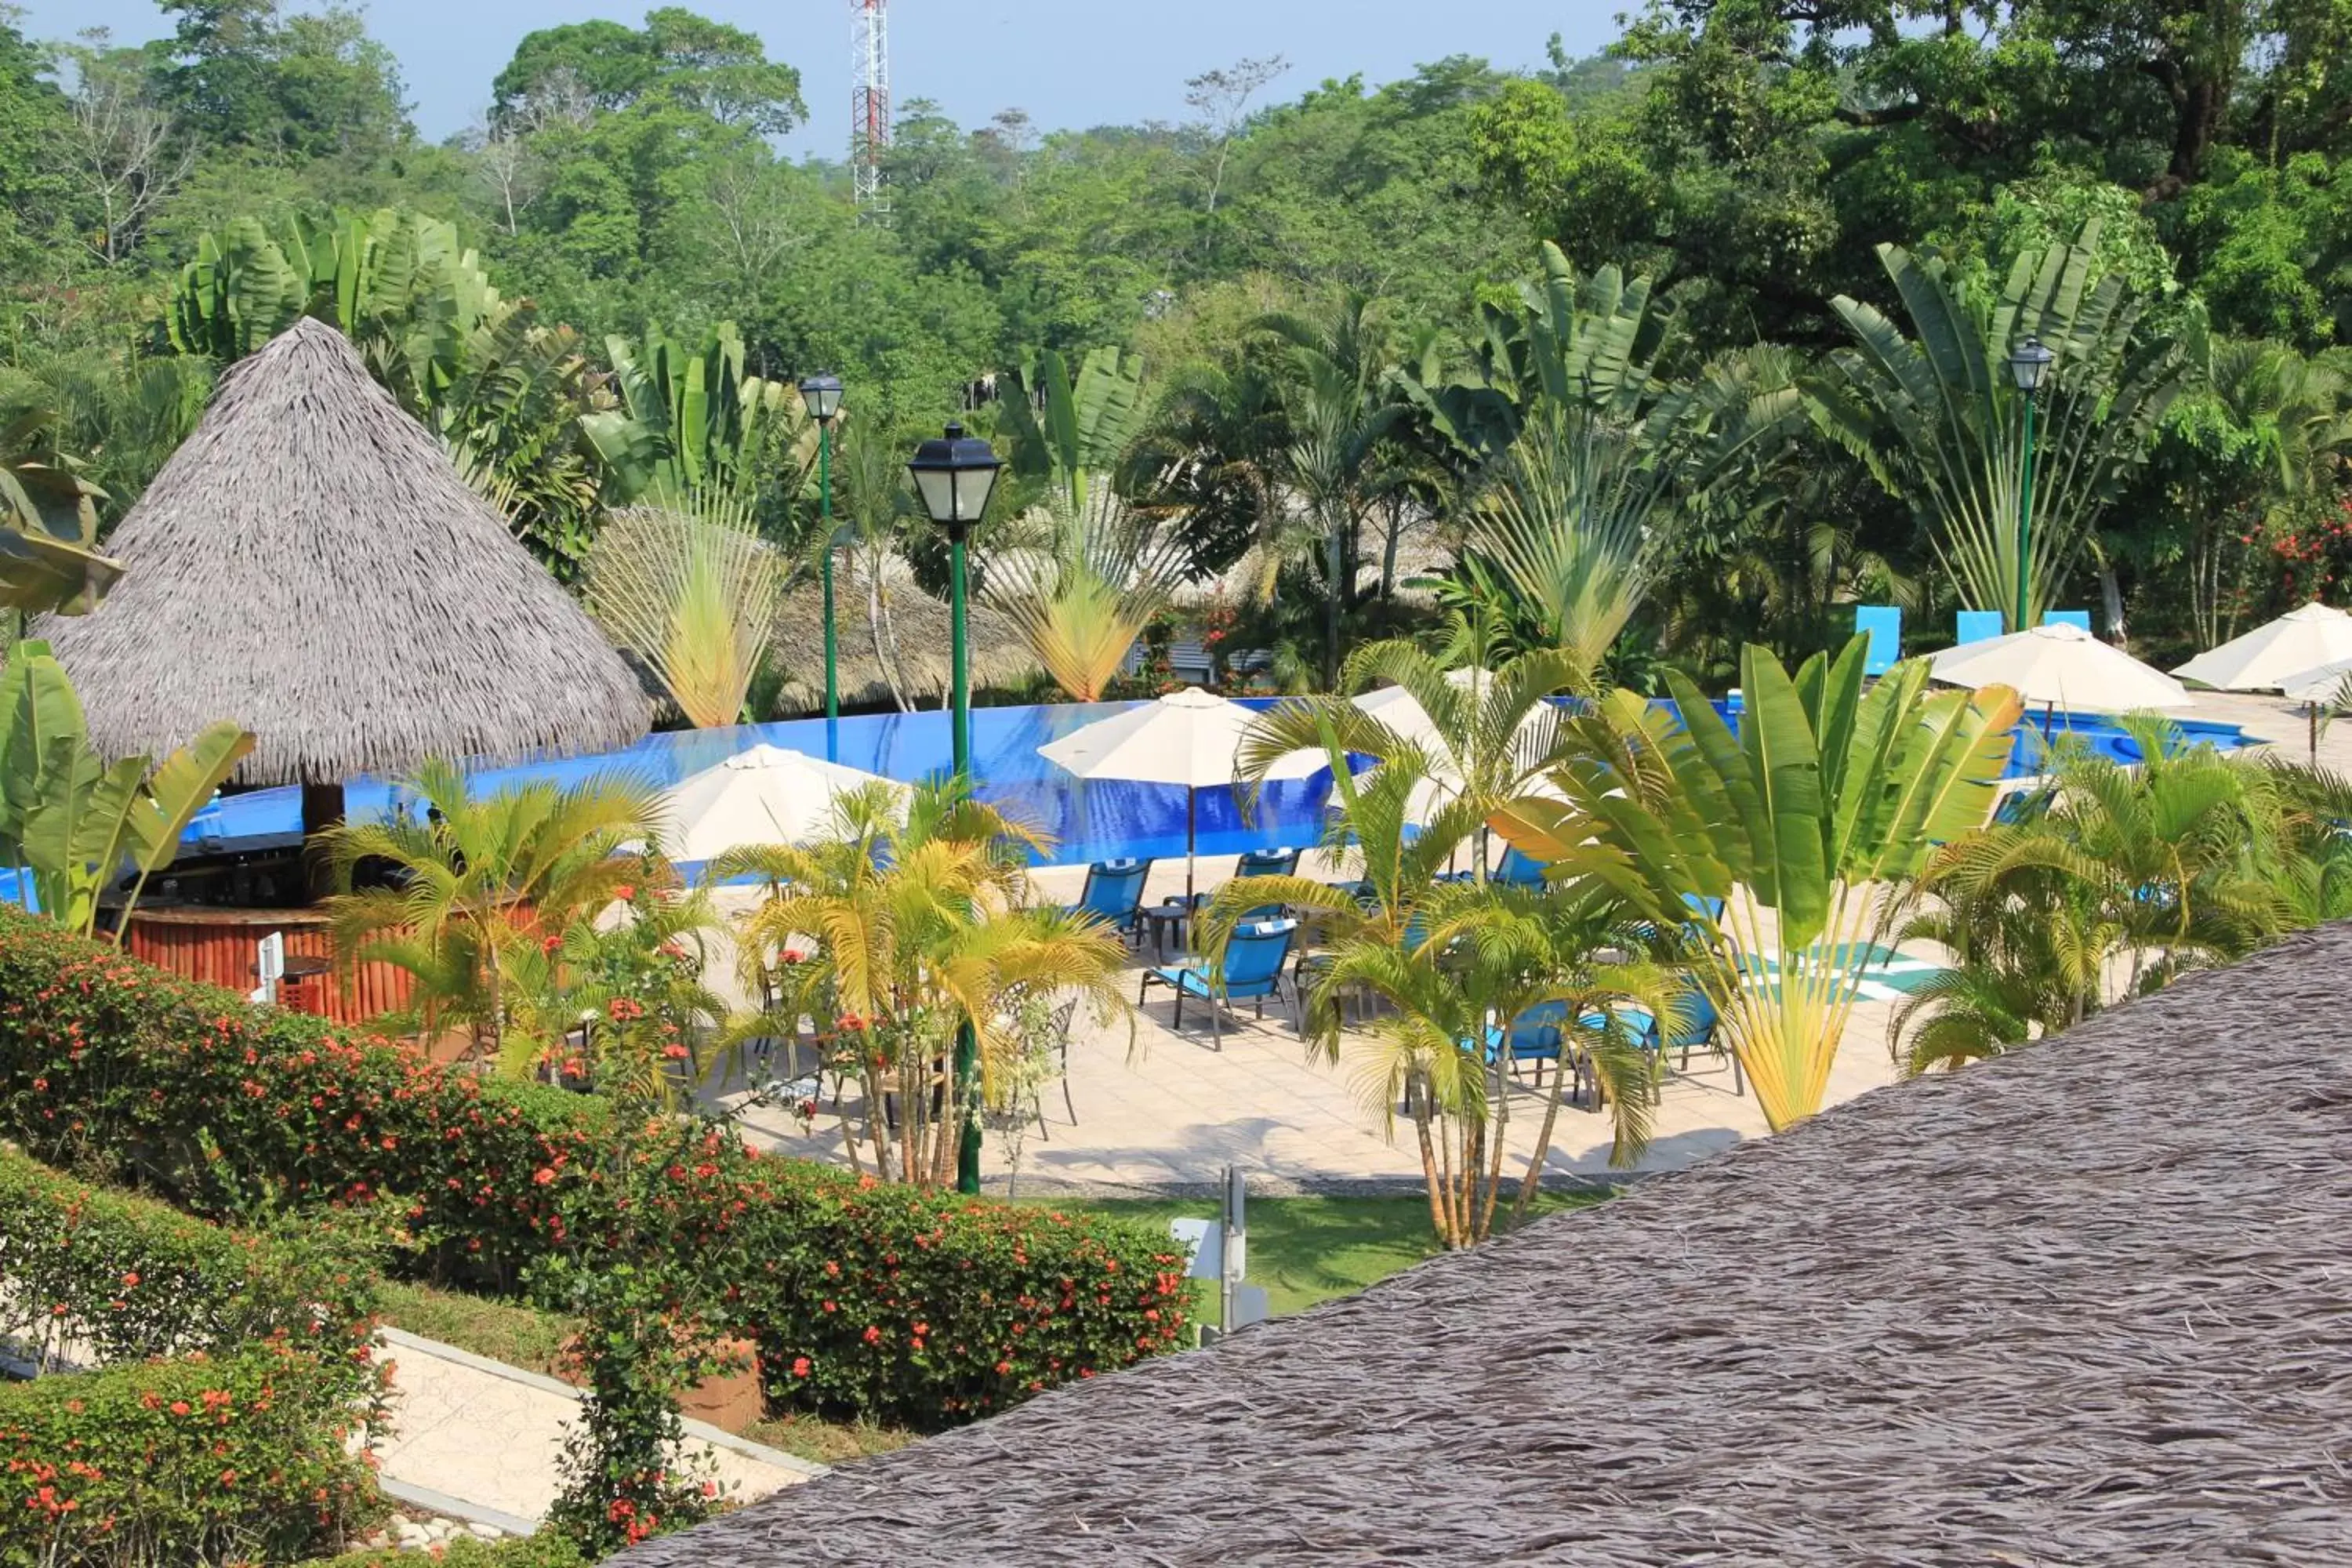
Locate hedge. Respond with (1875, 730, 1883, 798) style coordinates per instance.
(298, 1535, 587, 1568)
(0, 909, 1192, 1429)
(0, 1149, 381, 1388)
(0, 1344, 382, 1566)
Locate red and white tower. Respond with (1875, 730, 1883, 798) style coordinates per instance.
(851, 0, 890, 216)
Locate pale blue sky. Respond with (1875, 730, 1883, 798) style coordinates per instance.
(16, 0, 1626, 158)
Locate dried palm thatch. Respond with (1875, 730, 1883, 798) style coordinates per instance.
(587, 498, 785, 728)
(615, 923, 2352, 1566)
(41, 320, 647, 786)
(766, 552, 1036, 714)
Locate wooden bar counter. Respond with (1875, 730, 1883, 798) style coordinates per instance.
(124, 904, 413, 1025)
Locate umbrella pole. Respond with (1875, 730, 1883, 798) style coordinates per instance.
(1186, 788, 1197, 906)
(2312, 702, 2321, 768)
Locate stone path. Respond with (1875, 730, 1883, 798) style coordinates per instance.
(369, 1327, 821, 1534)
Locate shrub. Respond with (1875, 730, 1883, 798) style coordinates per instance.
(0, 1149, 382, 1390)
(296, 1535, 588, 1568)
(0, 911, 1192, 1429)
(0, 1344, 383, 1566)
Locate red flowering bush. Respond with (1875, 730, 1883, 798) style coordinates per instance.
(0, 1343, 383, 1563)
(0, 909, 1194, 1431)
(0, 1150, 384, 1406)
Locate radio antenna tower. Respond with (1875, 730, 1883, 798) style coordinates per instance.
(851, 0, 890, 216)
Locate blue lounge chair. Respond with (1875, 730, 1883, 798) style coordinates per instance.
(1855, 605, 1902, 677)
(1495, 846, 1548, 888)
(1236, 847, 1299, 878)
(1495, 1001, 1570, 1089)
(2042, 609, 2092, 634)
(1066, 858, 1152, 943)
(1956, 610, 2006, 646)
(1646, 986, 1737, 1094)
(1139, 918, 1299, 1050)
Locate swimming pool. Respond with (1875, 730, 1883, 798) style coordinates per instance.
(114, 696, 2258, 877)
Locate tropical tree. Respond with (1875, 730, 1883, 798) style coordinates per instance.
(1493, 638, 2022, 1131)
(1406, 249, 1801, 675)
(586, 496, 786, 728)
(1256, 291, 1409, 689)
(1204, 727, 1668, 1247)
(1235, 632, 1586, 879)
(983, 488, 1189, 702)
(581, 321, 795, 505)
(996, 345, 1153, 517)
(0, 640, 252, 938)
(0, 415, 118, 621)
(715, 779, 1131, 1189)
(1890, 726, 2349, 1073)
(321, 760, 663, 1058)
(1810, 229, 2199, 631)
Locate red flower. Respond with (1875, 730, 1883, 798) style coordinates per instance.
(863, 1326, 883, 1344)
(532, 1167, 557, 1186)
(790, 1356, 811, 1377)
(541, 935, 564, 954)
(121, 1272, 140, 1288)
(613, 884, 637, 902)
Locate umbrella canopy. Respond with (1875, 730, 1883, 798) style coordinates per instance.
(2173, 602, 2352, 692)
(40, 319, 648, 787)
(1040, 687, 1325, 898)
(1039, 687, 1325, 789)
(2279, 657, 2352, 706)
(1928, 622, 2194, 713)
(662, 745, 903, 865)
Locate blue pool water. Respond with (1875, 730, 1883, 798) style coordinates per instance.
(0, 698, 2254, 902)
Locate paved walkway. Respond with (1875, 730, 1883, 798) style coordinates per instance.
(706, 688, 2340, 1196)
(370, 1327, 819, 1533)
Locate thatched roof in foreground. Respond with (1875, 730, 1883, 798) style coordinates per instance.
(42, 319, 647, 786)
(619, 924, 2352, 1566)
(767, 555, 1038, 715)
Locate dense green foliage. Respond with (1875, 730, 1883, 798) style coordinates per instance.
(0, 1343, 384, 1565)
(0, 908, 1189, 1430)
(5, 2, 2350, 680)
(0, 1148, 382, 1378)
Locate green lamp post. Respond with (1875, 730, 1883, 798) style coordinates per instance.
(800, 374, 846, 720)
(906, 420, 1004, 1195)
(2008, 336, 2055, 633)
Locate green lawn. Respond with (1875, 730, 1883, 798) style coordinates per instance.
(1046, 1192, 1606, 1329)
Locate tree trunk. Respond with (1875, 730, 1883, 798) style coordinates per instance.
(866, 564, 913, 713)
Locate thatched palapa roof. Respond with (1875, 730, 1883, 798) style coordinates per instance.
(616, 923, 2352, 1566)
(43, 319, 648, 786)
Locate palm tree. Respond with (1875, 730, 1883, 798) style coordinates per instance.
(983, 488, 1190, 701)
(1233, 634, 1588, 881)
(1810, 230, 2197, 631)
(1494, 639, 2021, 1131)
(716, 779, 1131, 1189)
(1890, 724, 2343, 1073)
(321, 759, 663, 1058)
(586, 495, 787, 728)
(1256, 291, 1409, 690)
(1201, 744, 1667, 1247)
(1412, 252, 1802, 677)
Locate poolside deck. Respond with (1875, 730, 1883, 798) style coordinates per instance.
(704, 686, 2347, 1194)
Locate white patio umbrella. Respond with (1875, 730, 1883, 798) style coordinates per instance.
(1038, 687, 1327, 899)
(662, 745, 904, 865)
(2281, 657, 2352, 707)
(2174, 602, 2352, 691)
(1928, 622, 2194, 714)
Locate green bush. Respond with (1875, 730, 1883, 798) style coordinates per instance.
(0, 1345, 382, 1566)
(0, 1149, 382, 1389)
(297, 1534, 589, 1568)
(0, 910, 1192, 1429)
